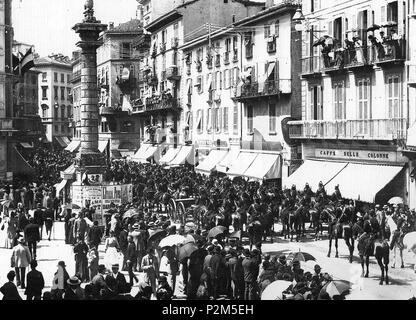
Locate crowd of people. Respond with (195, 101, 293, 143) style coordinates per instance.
(1, 149, 416, 300)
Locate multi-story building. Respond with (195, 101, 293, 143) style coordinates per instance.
(69, 50, 81, 144)
(96, 19, 143, 158)
(34, 54, 73, 149)
(287, 0, 409, 205)
(132, 0, 264, 164)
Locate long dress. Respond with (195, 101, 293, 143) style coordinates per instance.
(0, 217, 8, 248)
(104, 237, 121, 269)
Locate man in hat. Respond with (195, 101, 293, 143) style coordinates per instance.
(376, 204, 386, 239)
(105, 263, 128, 296)
(141, 248, 159, 295)
(242, 249, 259, 300)
(33, 203, 44, 239)
(73, 211, 88, 243)
(25, 260, 44, 300)
(0, 271, 22, 300)
(24, 217, 40, 260)
(73, 235, 89, 282)
(91, 264, 110, 298)
(88, 220, 103, 249)
(292, 260, 304, 282)
(126, 235, 139, 287)
(187, 240, 207, 300)
(11, 236, 32, 289)
(277, 255, 291, 278)
(156, 275, 173, 300)
(210, 246, 227, 299)
(64, 276, 85, 300)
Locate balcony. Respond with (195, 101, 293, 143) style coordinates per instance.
(206, 55, 213, 69)
(234, 79, 291, 101)
(373, 39, 406, 67)
(70, 70, 81, 83)
(245, 45, 253, 59)
(99, 106, 123, 115)
(301, 56, 323, 78)
(143, 96, 181, 114)
(166, 66, 181, 81)
(0, 119, 13, 131)
(161, 71, 167, 81)
(233, 49, 238, 62)
(267, 38, 276, 53)
(159, 43, 166, 53)
(224, 52, 230, 65)
(288, 118, 407, 141)
(132, 34, 151, 51)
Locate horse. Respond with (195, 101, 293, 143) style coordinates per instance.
(327, 207, 355, 263)
(288, 205, 304, 242)
(279, 202, 291, 239)
(358, 223, 390, 285)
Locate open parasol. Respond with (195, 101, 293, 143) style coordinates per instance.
(261, 280, 292, 300)
(183, 234, 196, 245)
(123, 208, 141, 219)
(229, 230, 242, 239)
(403, 231, 416, 252)
(388, 197, 403, 205)
(148, 229, 167, 243)
(320, 280, 351, 298)
(178, 242, 198, 262)
(287, 251, 316, 262)
(313, 37, 326, 47)
(159, 234, 186, 248)
(207, 226, 227, 238)
(367, 24, 381, 32)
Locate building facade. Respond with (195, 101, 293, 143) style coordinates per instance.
(34, 54, 73, 148)
(96, 19, 143, 157)
(69, 50, 81, 141)
(287, 0, 409, 205)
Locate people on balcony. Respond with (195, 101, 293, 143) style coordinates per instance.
(321, 36, 333, 68)
(344, 38, 356, 64)
(353, 36, 365, 64)
(368, 35, 385, 61)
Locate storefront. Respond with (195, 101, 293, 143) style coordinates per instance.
(286, 142, 407, 204)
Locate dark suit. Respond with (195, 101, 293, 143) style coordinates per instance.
(0, 281, 22, 300)
(24, 223, 40, 259)
(88, 226, 103, 248)
(18, 213, 29, 232)
(64, 287, 84, 300)
(33, 209, 44, 238)
(105, 273, 128, 295)
(125, 242, 138, 285)
(25, 269, 44, 300)
(210, 253, 227, 299)
(187, 248, 207, 300)
(242, 257, 259, 300)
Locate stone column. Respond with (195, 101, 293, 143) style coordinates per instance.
(72, 2, 107, 174)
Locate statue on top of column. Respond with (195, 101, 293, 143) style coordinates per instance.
(83, 0, 96, 23)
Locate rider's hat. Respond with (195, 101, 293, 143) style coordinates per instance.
(356, 212, 363, 218)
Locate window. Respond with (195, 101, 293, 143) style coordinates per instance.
(357, 78, 371, 120)
(264, 24, 271, 38)
(224, 69, 231, 89)
(61, 105, 65, 118)
(333, 81, 345, 119)
(101, 121, 109, 133)
(61, 87, 65, 100)
(67, 74, 70, 83)
(61, 124, 66, 133)
(67, 88, 72, 101)
(207, 108, 212, 132)
(387, 75, 401, 118)
(54, 86, 58, 99)
(269, 103, 276, 133)
(174, 23, 179, 39)
(197, 109, 203, 133)
(214, 108, 221, 133)
(215, 71, 222, 90)
(67, 105, 72, 118)
(309, 85, 323, 120)
(387, 1, 398, 23)
(247, 105, 253, 133)
(161, 29, 166, 45)
(120, 42, 131, 59)
(223, 107, 228, 132)
(61, 74, 65, 83)
(311, 0, 320, 12)
(42, 72, 47, 82)
(54, 72, 58, 82)
(196, 75, 203, 93)
(233, 103, 238, 134)
(42, 107, 47, 118)
(275, 20, 280, 37)
(42, 87, 48, 100)
(55, 125, 59, 132)
(225, 38, 231, 52)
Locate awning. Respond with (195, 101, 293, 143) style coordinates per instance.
(266, 62, 276, 79)
(325, 163, 404, 203)
(119, 151, 135, 158)
(142, 146, 159, 161)
(243, 153, 281, 180)
(98, 140, 109, 153)
(133, 145, 159, 163)
(55, 137, 69, 148)
(20, 142, 33, 149)
(407, 122, 416, 149)
(63, 164, 76, 175)
(284, 160, 348, 191)
(216, 148, 240, 173)
(227, 152, 258, 178)
(196, 111, 202, 130)
(55, 179, 68, 196)
(133, 144, 151, 159)
(65, 140, 81, 152)
(196, 149, 228, 174)
(169, 145, 194, 166)
(62, 137, 71, 146)
(160, 147, 182, 165)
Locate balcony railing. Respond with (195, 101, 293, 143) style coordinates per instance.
(0, 119, 13, 131)
(235, 79, 291, 100)
(99, 106, 122, 115)
(171, 37, 179, 49)
(70, 70, 81, 83)
(288, 118, 407, 141)
(144, 96, 181, 113)
(132, 34, 151, 50)
(160, 43, 166, 53)
(301, 56, 323, 76)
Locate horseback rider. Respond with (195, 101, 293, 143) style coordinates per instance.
(331, 185, 342, 202)
(316, 181, 327, 199)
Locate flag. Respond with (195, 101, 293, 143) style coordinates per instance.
(12, 54, 20, 76)
(20, 47, 35, 75)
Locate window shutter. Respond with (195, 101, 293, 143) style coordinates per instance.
(275, 20, 280, 37)
(381, 6, 386, 24)
(220, 71, 222, 90)
(230, 68, 234, 86)
(327, 20, 333, 38)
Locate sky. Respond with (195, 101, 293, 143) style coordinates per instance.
(12, 0, 139, 57)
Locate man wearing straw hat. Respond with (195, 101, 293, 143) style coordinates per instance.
(63, 276, 85, 300)
(11, 236, 32, 289)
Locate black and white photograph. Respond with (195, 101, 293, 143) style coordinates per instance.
(1, 0, 416, 308)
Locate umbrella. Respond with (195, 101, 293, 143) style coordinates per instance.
(183, 234, 196, 245)
(159, 234, 186, 248)
(287, 251, 316, 262)
(367, 24, 381, 32)
(313, 37, 326, 47)
(148, 229, 167, 243)
(388, 197, 403, 205)
(383, 21, 397, 27)
(403, 231, 416, 252)
(0, 199, 11, 208)
(207, 226, 227, 238)
(71, 203, 81, 210)
(188, 233, 205, 243)
(184, 222, 197, 233)
(123, 208, 141, 219)
(261, 280, 292, 300)
(320, 280, 351, 298)
(178, 242, 198, 262)
(229, 230, 241, 239)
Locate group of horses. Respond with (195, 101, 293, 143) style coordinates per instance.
(128, 175, 408, 286)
